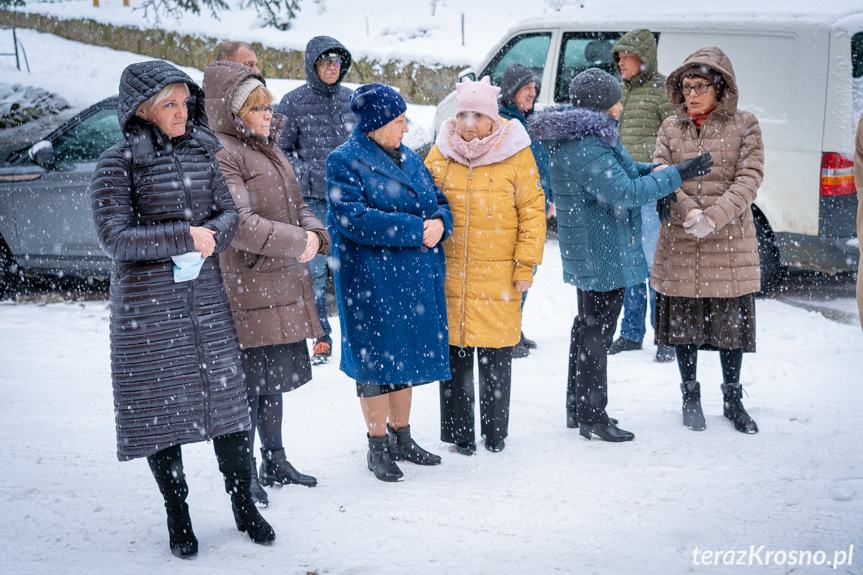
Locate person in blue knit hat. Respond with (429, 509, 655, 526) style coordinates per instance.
(326, 83, 454, 482)
(529, 68, 712, 443)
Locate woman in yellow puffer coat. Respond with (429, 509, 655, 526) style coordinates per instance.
(425, 76, 546, 455)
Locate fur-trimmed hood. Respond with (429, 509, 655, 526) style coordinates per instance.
(666, 46, 739, 117)
(435, 116, 531, 167)
(528, 105, 619, 147)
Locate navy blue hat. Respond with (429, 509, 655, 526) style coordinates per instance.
(350, 83, 407, 133)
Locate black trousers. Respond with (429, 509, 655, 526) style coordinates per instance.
(566, 288, 625, 425)
(440, 345, 513, 444)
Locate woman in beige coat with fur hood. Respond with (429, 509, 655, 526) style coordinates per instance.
(652, 47, 764, 435)
(204, 61, 331, 505)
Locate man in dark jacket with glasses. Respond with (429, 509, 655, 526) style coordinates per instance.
(277, 36, 355, 365)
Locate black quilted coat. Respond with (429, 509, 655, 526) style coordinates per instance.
(90, 61, 250, 462)
(276, 36, 355, 200)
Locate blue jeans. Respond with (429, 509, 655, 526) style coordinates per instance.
(620, 204, 660, 343)
(306, 199, 332, 343)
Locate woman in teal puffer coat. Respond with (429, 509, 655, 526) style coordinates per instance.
(530, 68, 711, 443)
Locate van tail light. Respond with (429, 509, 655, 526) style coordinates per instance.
(820, 152, 855, 196)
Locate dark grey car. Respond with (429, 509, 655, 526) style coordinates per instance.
(0, 96, 121, 294)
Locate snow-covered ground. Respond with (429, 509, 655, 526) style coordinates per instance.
(1, 240, 862, 574)
(1, 6, 862, 573)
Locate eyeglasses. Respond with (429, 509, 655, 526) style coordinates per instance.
(317, 58, 343, 69)
(249, 105, 274, 114)
(680, 83, 713, 95)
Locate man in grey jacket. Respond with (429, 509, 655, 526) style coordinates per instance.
(276, 36, 355, 365)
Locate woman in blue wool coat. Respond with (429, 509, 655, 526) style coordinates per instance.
(326, 83, 454, 482)
(529, 68, 712, 443)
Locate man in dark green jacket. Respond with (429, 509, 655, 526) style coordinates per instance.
(607, 29, 676, 363)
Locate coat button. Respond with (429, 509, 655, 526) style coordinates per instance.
(420, 245, 428, 253)
(408, 190, 418, 198)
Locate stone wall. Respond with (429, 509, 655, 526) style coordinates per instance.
(0, 9, 461, 104)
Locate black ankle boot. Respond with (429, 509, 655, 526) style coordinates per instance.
(249, 456, 269, 507)
(452, 441, 476, 456)
(387, 424, 441, 465)
(484, 438, 505, 452)
(147, 448, 198, 559)
(367, 434, 403, 482)
(568, 409, 617, 428)
(214, 432, 276, 545)
(260, 448, 317, 487)
(681, 380, 706, 431)
(579, 420, 635, 442)
(230, 499, 276, 544)
(721, 383, 758, 434)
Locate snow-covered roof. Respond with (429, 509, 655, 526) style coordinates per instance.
(513, 1, 863, 35)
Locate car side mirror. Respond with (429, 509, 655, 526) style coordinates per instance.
(457, 67, 476, 82)
(29, 141, 55, 168)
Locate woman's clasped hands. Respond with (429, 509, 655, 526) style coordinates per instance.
(683, 209, 716, 239)
(190, 226, 217, 258)
(423, 218, 445, 248)
(298, 231, 321, 263)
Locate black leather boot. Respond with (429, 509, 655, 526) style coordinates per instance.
(249, 456, 269, 507)
(214, 432, 276, 545)
(568, 409, 618, 428)
(721, 383, 758, 434)
(260, 448, 317, 487)
(681, 380, 706, 431)
(367, 434, 403, 482)
(579, 420, 635, 442)
(147, 446, 198, 559)
(387, 424, 442, 465)
(453, 441, 477, 456)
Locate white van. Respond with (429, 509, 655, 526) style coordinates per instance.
(432, 3, 863, 292)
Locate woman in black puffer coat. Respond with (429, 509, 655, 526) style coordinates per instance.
(90, 60, 275, 559)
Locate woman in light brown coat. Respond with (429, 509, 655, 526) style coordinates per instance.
(652, 47, 764, 434)
(204, 61, 331, 504)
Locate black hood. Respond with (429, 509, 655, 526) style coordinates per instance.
(304, 36, 352, 96)
(117, 60, 220, 158)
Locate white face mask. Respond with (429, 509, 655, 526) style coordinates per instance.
(171, 251, 204, 282)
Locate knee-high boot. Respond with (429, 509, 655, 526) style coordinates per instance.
(147, 445, 198, 559)
(213, 431, 276, 544)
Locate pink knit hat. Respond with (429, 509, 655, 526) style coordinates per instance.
(455, 76, 501, 120)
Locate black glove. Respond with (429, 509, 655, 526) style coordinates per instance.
(656, 192, 677, 222)
(672, 152, 713, 180)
